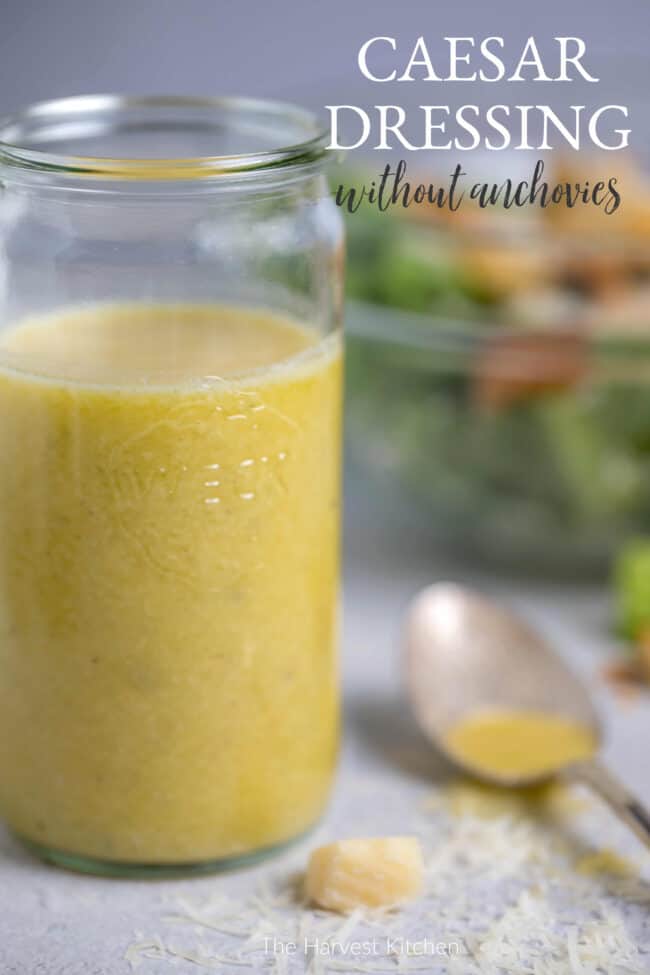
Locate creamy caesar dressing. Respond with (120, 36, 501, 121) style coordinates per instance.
(0, 302, 342, 864)
(445, 709, 596, 781)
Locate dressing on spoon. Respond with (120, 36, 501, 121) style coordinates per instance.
(445, 708, 596, 782)
(404, 583, 650, 848)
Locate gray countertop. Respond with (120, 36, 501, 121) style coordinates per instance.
(2, 485, 649, 974)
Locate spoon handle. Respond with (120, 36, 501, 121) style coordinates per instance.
(566, 757, 650, 849)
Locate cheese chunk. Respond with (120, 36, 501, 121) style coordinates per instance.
(305, 837, 424, 912)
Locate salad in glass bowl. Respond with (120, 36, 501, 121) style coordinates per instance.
(343, 155, 650, 576)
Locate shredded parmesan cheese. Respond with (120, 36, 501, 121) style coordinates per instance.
(124, 775, 650, 975)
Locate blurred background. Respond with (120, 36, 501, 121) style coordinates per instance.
(0, 0, 648, 120)
(1, 0, 648, 659)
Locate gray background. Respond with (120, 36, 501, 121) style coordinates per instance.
(0, 0, 648, 146)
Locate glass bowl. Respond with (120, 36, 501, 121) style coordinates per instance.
(346, 300, 650, 577)
(342, 146, 650, 578)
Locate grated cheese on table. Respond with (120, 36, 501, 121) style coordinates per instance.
(122, 777, 650, 975)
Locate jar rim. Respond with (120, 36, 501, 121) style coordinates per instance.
(0, 94, 330, 181)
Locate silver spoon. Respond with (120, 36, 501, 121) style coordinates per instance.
(404, 582, 650, 848)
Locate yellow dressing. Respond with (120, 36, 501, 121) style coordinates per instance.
(576, 849, 634, 878)
(0, 302, 342, 864)
(445, 709, 596, 781)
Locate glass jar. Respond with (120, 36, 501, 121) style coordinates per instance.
(0, 95, 344, 875)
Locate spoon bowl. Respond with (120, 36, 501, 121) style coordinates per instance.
(404, 582, 650, 845)
(404, 582, 600, 786)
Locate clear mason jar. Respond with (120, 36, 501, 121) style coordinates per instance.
(0, 95, 344, 875)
